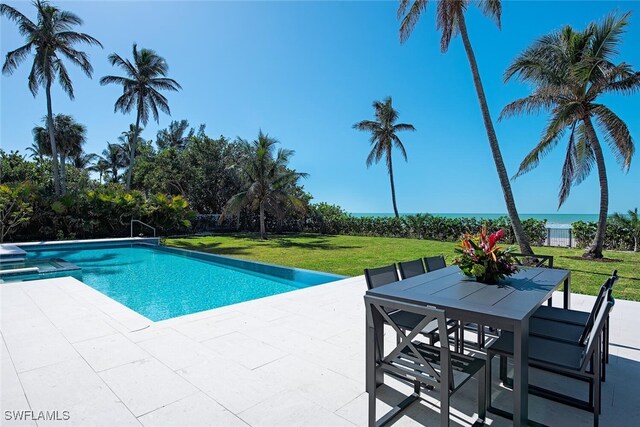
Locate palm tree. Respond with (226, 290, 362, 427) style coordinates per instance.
(353, 97, 415, 218)
(90, 159, 110, 184)
(25, 141, 46, 161)
(70, 152, 98, 169)
(33, 114, 87, 194)
(222, 131, 308, 239)
(1, 0, 102, 196)
(611, 208, 640, 252)
(116, 124, 145, 169)
(156, 120, 194, 151)
(100, 142, 126, 183)
(397, 0, 533, 255)
(100, 44, 181, 191)
(501, 12, 639, 259)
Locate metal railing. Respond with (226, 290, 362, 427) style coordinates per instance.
(546, 226, 574, 248)
(130, 220, 156, 238)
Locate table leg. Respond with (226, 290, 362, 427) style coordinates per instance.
(564, 276, 571, 309)
(513, 319, 529, 427)
(365, 302, 384, 393)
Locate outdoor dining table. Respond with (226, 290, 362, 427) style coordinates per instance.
(365, 265, 571, 427)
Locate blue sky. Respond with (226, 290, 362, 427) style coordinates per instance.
(1, 1, 639, 214)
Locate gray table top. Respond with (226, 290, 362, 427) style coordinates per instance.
(366, 266, 570, 325)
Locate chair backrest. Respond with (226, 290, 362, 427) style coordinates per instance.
(364, 294, 453, 389)
(398, 259, 426, 280)
(364, 264, 399, 290)
(424, 256, 446, 272)
(580, 290, 614, 372)
(609, 270, 619, 287)
(579, 277, 612, 344)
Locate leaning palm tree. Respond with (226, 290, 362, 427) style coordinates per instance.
(611, 208, 640, 252)
(100, 44, 181, 191)
(353, 97, 415, 218)
(397, 0, 533, 255)
(222, 131, 308, 239)
(33, 114, 87, 194)
(1, 0, 102, 196)
(501, 12, 639, 258)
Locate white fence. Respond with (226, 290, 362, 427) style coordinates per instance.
(545, 226, 575, 248)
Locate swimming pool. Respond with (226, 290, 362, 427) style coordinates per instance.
(10, 243, 344, 321)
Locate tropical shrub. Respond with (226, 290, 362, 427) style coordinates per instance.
(611, 209, 640, 252)
(0, 182, 34, 243)
(572, 221, 635, 251)
(303, 212, 547, 246)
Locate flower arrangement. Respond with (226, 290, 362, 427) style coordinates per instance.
(453, 226, 518, 284)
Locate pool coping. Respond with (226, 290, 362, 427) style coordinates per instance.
(10, 236, 160, 248)
(155, 243, 347, 281)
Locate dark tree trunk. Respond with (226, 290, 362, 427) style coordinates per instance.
(388, 152, 400, 218)
(259, 200, 266, 239)
(59, 152, 67, 195)
(125, 113, 142, 191)
(582, 117, 608, 259)
(457, 15, 533, 255)
(45, 82, 61, 196)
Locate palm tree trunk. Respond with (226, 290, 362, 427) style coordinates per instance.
(457, 15, 533, 255)
(387, 154, 400, 218)
(125, 113, 141, 191)
(582, 117, 608, 259)
(45, 82, 61, 197)
(59, 152, 67, 195)
(259, 200, 266, 239)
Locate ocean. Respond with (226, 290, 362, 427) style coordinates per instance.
(350, 213, 599, 227)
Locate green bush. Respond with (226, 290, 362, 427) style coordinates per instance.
(303, 210, 547, 247)
(10, 185, 196, 242)
(571, 220, 635, 251)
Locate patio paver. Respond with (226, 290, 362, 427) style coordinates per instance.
(1, 275, 639, 426)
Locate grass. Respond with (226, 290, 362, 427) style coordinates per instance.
(165, 233, 640, 301)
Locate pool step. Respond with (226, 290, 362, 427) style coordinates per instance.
(0, 244, 27, 262)
(0, 266, 40, 276)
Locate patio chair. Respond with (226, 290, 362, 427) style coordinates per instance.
(364, 265, 457, 347)
(486, 292, 615, 426)
(398, 258, 426, 280)
(532, 270, 619, 379)
(365, 295, 486, 427)
(424, 255, 446, 272)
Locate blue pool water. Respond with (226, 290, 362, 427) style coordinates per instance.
(19, 244, 343, 321)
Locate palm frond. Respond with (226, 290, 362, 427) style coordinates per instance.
(592, 104, 634, 171)
(558, 124, 578, 208)
(2, 42, 33, 75)
(398, 0, 428, 43)
(514, 106, 578, 178)
(478, 0, 502, 29)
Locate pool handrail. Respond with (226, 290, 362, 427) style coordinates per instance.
(131, 220, 156, 238)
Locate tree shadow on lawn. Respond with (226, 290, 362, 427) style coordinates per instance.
(270, 237, 362, 251)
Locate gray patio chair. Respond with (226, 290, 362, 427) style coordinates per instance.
(486, 291, 615, 427)
(365, 295, 486, 427)
(424, 255, 446, 272)
(532, 270, 619, 379)
(364, 264, 457, 346)
(398, 258, 426, 280)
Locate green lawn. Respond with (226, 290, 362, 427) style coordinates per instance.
(165, 233, 640, 301)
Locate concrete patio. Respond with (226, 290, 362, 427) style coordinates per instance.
(1, 275, 639, 426)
